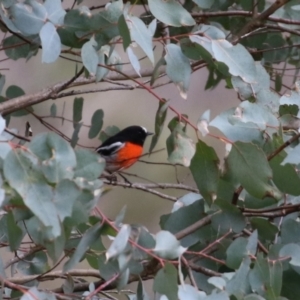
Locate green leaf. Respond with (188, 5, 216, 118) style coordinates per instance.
(165, 44, 191, 99)
(149, 101, 168, 153)
(126, 15, 154, 64)
(248, 254, 282, 298)
(166, 123, 195, 167)
(127, 47, 141, 77)
(226, 257, 251, 298)
(281, 219, 300, 244)
(40, 22, 61, 63)
(150, 57, 166, 86)
(210, 108, 264, 143)
(280, 243, 300, 275)
(6, 85, 31, 117)
(3, 150, 61, 237)
(212, 199, 246, 233)
(190, 140, 219, 203)
(98, 254, 119, 281)
(53, 179, 81, 222)
(96, 49, 108, 82)
(269, 140, 300, 195)
(118, 14, 131, 50)
(73, 97, 84, 128)
(106, 224, 131, 260)
(211, 41, 256, 84)
(64, 222, 102, 271)
(81, 37, 98, 75)
(17, 251, 48, 275)
(3, 35, 30, 60)
(161, 199, 205, 247)
(88, 109, 104, 139)
(7, 211, 24, 251)
(74, 148, 105, 180)
(226, 238, 248, 269)
(29, 132, 76, 183)
(228, 101, 278, 137)
(148, 0, 195, 27)
(282, 269, 300, 300)
(44, 0, 66, 25)
(70, 122, 82, 148)
(153, 230, 186, 259)
(226, 141, 281, 199)
(153, 263, 178, 300)
(250, 218, 278, 241)
(9, 1, 47, 35)
(50, 103, 57, 117)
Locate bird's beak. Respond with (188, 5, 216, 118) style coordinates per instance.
(147, 132, 154, 136)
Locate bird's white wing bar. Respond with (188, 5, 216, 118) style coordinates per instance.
(97, 142, 124, 156)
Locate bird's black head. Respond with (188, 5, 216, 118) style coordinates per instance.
(100, 126, 153, 148)
(117, 126, 153, 146)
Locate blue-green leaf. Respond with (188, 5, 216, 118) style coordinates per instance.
(148, 0, 195, 27)
(165, 44, 191, 99)
(40, 22, 61, 63)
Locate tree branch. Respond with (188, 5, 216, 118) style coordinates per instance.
(231, 0, 292, 44)
(0, 68, 163, 115)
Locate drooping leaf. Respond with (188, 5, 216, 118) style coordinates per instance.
(190, 140, 219, 203)
(50, 103, 57, 117)
(127, 47, 141, 77)
(73, 97, 84, 128)
(166, 123, 195, 167)
(88, 109, 104, 139)
(7, 211, 24, 251)
(81, 37, 98, 75)
(149, 101, 169, 153)
(106, 224, 131, 260)
(64, 222, 102, 271)
(165, 44, 191, 99)
(118, 14, 131, 50)
(226, 257, 251, 298)
(70, 122, 82, 148)
(40, 22, 61, 63)
(126, 15, 154, 64)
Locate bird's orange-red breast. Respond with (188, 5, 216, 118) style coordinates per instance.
(96, 126, 153, 173)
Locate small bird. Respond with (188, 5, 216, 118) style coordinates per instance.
(96, 125, 153, 173)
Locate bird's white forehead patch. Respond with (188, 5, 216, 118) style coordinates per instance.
(141, 126, 147, 133)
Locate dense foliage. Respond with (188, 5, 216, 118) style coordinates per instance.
(0, 0, 300, 299)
